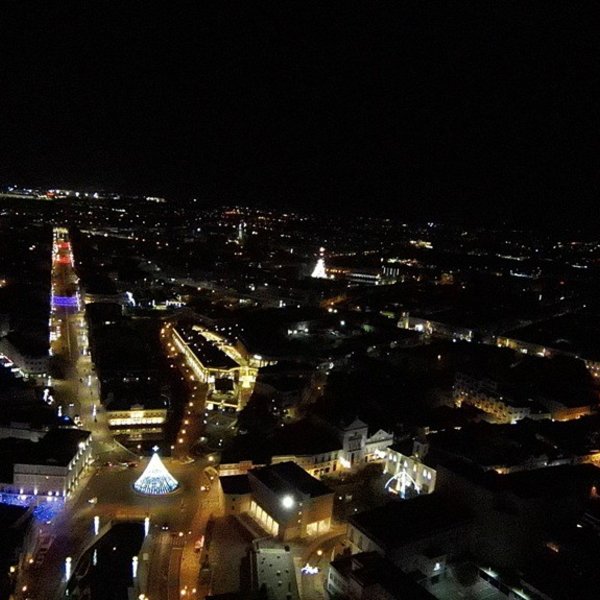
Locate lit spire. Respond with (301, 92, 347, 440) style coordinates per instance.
(133, 448, 179, 495)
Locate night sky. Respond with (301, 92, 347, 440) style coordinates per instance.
(1, 4, 599, 226)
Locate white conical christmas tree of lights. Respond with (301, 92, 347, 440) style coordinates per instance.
(134, 447, 179, 495)
(311, 258, 327, 279)
(311, 247, 328, 279)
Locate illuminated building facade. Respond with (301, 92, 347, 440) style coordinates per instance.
(383, 442, 436, 498)
(169, 324, 258, 410)
(221, 461, 334, 540)
(0, 429, 93, 498)
(106, 404, 167, 440)
(336, 418, 394, 471)
(453, 371, 590, 423)
(271, 452, 339, 479)
(219, 420, 393, 481)
(453, 372, 539, 424)
(399, 314, 474, 342)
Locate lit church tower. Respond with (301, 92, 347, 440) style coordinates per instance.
(311, 247, 328, 279)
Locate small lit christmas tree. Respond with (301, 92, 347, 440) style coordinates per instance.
(311, 247, 328, 279)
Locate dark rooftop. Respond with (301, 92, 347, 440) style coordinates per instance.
(331, 552, 436, 599)
(0, 503, 30, 529)
(219, 474, 251, 495)
(349, 494, 471, 551)
(439, 461, 599, 500)
(177, 325, 238, 369)
(270, 420, 340, 457)
(0, 427, 91, 475)
(504, 311, 600, 362)
(249, 461, 332, 499)
(429, 421, 565, 469)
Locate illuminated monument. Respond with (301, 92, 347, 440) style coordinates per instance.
(134, 447, 179, 495)
(311, 247, 328, 279)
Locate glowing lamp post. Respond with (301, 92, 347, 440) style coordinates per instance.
(132, 556, 138, 579)
(94, 515, 100, 535)
(65, 556, 72, 580)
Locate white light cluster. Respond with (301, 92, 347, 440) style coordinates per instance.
(311, 258, 327, 279)
(133, 450, 179, 495)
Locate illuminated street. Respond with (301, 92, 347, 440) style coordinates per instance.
(15, 229, 221, 600)
(48, 228, 130, 461)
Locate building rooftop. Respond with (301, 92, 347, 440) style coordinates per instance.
(253, 541, 299, 600)
(0, 503, 30, 529)
(349, 494, 471, 551)
(520, 526, 600, 600)
(4, 329, 49, 358)
(331, 551, 436, 599)
(0, 427, 91, 476)
(503, 311, 600, 362)
(270, 420, 340, 457)
(93, 324, 157, 372)
(177, 325, 238, 369)
(439, 460, 599, 500)
(456, 350, 598, 410)
(104, 391, 167, 412)
(219, 474, 251, 495)
(249, 461, 332, 499)
(85, 302, 123, 327)
(429, 421, 566, 469)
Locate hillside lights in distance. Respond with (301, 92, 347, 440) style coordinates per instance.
(281, 495, 295, 509)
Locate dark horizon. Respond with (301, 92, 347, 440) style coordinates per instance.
(1, 4, 599, 229)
